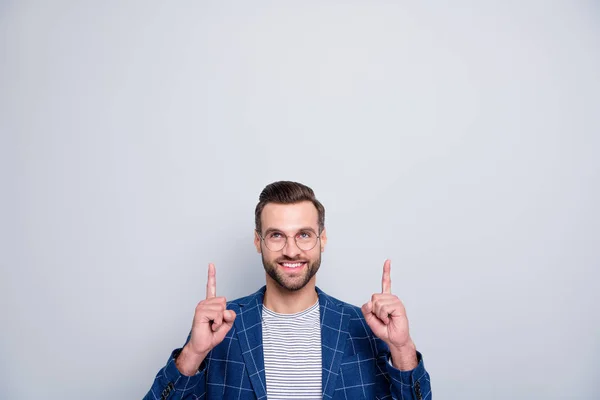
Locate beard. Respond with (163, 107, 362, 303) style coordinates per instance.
(262, 253, 321, 291)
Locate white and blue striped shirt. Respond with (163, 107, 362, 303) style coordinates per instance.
(262, 301, 322, 399)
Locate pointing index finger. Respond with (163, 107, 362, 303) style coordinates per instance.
(206, 263, 216, 299)
(381, 259, 392, 294)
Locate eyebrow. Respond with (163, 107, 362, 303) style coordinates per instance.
(263, 227, 318, 235)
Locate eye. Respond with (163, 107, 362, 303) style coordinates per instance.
(297, 231, 313, 239)
(268, 232, 283, 239)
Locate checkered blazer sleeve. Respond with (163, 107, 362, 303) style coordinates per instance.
(376, 341, 432, 400)
(143, 347, 208, 400)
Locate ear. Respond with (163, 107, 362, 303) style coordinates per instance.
(254, 230, 262, 253)
(319, 227, 327, 252)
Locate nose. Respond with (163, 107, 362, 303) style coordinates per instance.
(282, 236, 301, 258)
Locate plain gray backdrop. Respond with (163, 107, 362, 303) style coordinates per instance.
(1, 1, 599, 399)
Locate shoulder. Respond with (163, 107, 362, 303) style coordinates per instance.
(319, 290, 363, 317)
(225, 286, 266, 313)
(317, 289, 371, 331)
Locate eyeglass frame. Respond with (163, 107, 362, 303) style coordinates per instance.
(256, 228, 322, 252)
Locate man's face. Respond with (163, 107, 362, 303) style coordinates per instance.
(254, 201, 327, 291)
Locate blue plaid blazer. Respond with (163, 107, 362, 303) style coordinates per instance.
(145, 287, 431, 399)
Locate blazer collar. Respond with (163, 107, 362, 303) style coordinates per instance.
(316, 287, 351, 399)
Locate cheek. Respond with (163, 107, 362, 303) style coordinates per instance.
(262, 252, 278, 264)
(307, 248, 322, 260)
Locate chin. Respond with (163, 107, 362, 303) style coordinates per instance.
(272, 274, 310, 291)
(280, 280, 309, 291)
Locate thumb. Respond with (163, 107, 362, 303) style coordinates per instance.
(361, 302, 385, 331)
(223, 310, 237, 323)
(361, 301, 373, 315)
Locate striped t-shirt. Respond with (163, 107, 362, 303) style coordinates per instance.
(262, 301, 322, 399)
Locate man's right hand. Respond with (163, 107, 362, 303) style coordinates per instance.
(176, 263, 237, 376)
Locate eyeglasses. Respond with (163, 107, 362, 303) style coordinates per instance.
(257, 229, 321, 252)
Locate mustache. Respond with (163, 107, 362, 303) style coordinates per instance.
(275, 257, 308, 263)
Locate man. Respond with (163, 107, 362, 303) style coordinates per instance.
(145, 181, 431, 399)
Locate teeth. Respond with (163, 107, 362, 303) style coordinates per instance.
(282, 262, 304, 268)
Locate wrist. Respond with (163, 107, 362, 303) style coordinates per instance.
(175, 345, 208, 376)
(389, 340, 418, 371)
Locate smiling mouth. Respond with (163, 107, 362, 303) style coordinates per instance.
(278, 262, 307, 269)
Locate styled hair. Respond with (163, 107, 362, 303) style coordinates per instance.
(255, 181, 325, 234)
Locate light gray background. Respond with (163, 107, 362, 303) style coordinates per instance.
(1, 1, 599, 399)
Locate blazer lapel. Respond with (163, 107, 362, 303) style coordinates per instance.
(317, 287, 351, 399)
(234, 287, 268, 400)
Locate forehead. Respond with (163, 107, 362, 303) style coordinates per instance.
(261, 201, 319, 231)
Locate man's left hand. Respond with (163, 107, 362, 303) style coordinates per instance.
(361, 259, 418, 370)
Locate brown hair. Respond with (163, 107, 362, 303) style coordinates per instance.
(255, 181, 325, 234)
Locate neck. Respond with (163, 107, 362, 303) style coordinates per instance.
(263, 276, 318, 314)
